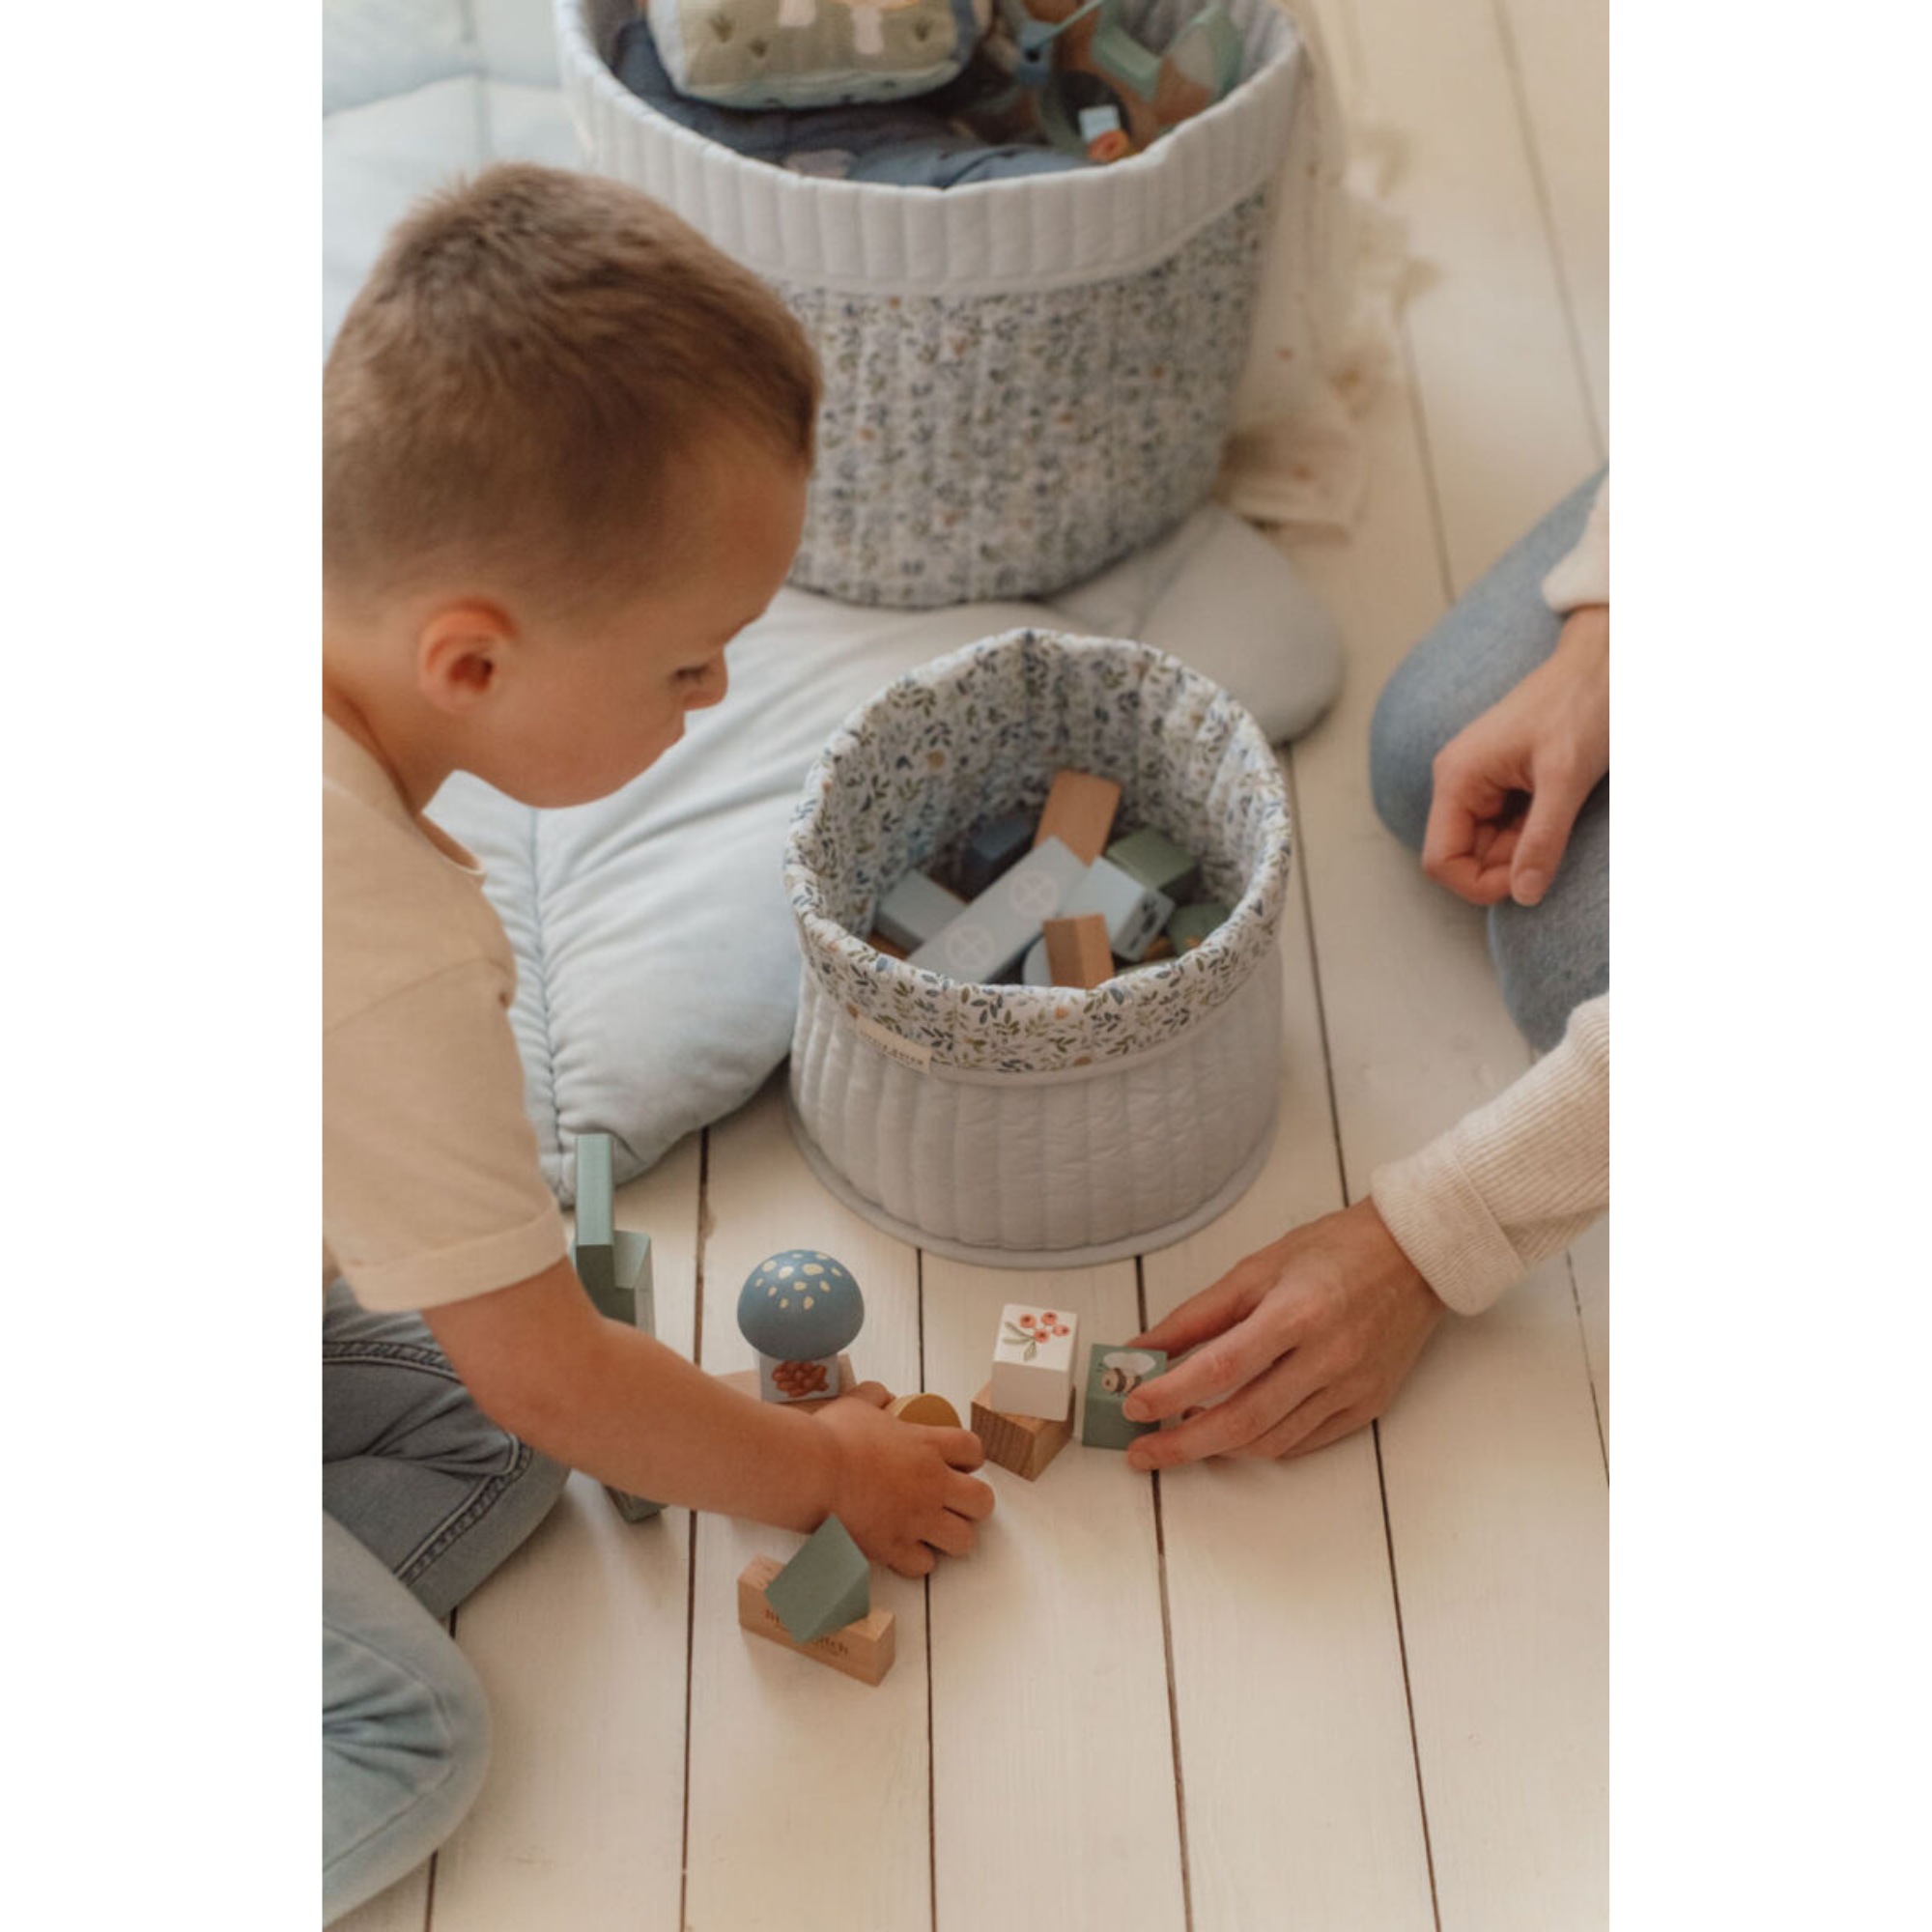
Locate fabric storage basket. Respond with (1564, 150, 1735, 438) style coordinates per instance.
(782, 630, 1293, 1266)
(556, 0, 1303, 609)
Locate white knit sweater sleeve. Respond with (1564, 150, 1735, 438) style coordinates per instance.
(1542, 476, 1609, 611)
(1369, 995, 1608, 1315)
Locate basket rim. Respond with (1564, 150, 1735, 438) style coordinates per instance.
(556, 0, 1302, 293)
(781, 627, 1291, 1029)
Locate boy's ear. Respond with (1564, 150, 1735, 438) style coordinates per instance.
(416, 602, 518, 716)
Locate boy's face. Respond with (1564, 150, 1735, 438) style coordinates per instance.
(481, 440, 808, 810)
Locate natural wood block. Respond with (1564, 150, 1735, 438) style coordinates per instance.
(867, 929, 908, 960)
(886, 1392, 962, 1428)
(1033, 769, 1122, 865)
(971, 1383, 1074, 1481)
(719, 1353, 856, 1413)
(1042, 913, 1113, 989)
(738, 1557, 896, 1686)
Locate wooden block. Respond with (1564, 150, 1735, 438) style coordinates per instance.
(957, 810, 1035, 898)
(874, 870, 966, 952)
(971, 1382, 1073, 1481)
(1107, 825, 1202, 903)
(572, 1137, 663, 1521)
(908, 837, 1087, 983)
(764, 1516, 870, 1643)
(1063, 856, 1174, 960)
(886, 1392, 962, 1428)
(867, 929, 908, 960)
(1033, 769, 1122, 865)
(1140, 933, 1176, 963)
(1042, 914, 1114, 990)
(719, 1353, 856, 1413)
(738, 1557, 896, 1686)
(571, 1131, 617, 1307)
(988, 1305, 1080, 1420)
(1167, 901, 1233, 952)
(1082, 1345, 1170, 1450)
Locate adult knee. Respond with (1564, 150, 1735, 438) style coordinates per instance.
(1369, 660, 1440, 854)
(1486, 797, 1609, 1054)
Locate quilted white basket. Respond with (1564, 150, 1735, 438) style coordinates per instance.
(782, 630, 1293, 1265)
(556, 0, 1304, 608)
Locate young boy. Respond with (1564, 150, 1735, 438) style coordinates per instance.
(323, 164, 994, 1921)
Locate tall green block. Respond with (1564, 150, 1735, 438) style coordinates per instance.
(572, 1132, 665, 1522)
(765, 1516, 870, 1644)
(572, 1132, 617, 1309)
(1082, 1344, 1170, 1450)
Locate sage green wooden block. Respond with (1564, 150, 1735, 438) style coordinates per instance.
(765, 1515, 870, 1644)
(573, 1132, 617, 1303)
(571, 1133, 664, 1520)
(1081, 1344, 1169, 1450)
(1166, 901, 1233, 952)
(1107, 826, 1201, 904)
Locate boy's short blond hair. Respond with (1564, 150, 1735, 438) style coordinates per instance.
(324, 163, 819, 617)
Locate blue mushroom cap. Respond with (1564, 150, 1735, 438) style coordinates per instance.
(737, 1251, 864, 1360)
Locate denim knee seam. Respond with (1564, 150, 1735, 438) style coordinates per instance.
(322, 1336, 467, 1377)
(394, 1438, 541, 1594)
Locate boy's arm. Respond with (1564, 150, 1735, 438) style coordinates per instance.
(422, 1258, 993, 1577)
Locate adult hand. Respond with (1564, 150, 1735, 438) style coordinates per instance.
(814, 1385, 995, 1577)
(1423, 603, 1609, 908)
(1120, 1200, 1445, 1469)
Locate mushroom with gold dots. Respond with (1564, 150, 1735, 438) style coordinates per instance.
(736, 1250, 865, 1404)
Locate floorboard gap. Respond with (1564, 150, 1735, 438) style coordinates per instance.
(1373, 1422, 1442, 1932)
(676, 1129, 712, 1932)
(1566, 1247, 1608, 1479)
(918, 1248, 939, 1932)
(1139, 1262, 1195, 1932)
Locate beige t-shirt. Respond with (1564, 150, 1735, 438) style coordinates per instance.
(324, 718, 564, 1312)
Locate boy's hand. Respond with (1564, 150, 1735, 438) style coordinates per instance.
(1119, 1201, 1444, 1469)
(813, 1386, 995, 1578)
(1422, 603, 1609, 908)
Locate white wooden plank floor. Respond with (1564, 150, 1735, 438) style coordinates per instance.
(338, 0, 1606, 1923)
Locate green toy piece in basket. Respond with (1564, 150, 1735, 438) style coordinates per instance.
(955, 0, 1245, 160)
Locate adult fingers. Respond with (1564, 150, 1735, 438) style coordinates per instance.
(1127, 1354, 1319, 1468)
(1282, 1404, 1376, 1461)
(1509, 765, 1592, 905)
(889, 1544, 937, 1578)
(946, 1470, 997, 1520)
(1232, 1385, 1350, 1460)
(1129, 1268, 1261, 1358)
(1122, 1301, 1292, 1425)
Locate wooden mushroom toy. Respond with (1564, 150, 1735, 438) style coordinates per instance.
(737, 1250, 866, 1404)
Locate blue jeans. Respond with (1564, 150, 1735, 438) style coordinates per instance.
(323, 1280, 569, 1922)
(1368, 471, 1610, 1051)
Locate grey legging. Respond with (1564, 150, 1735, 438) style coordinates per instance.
(1368, 470, 1609, 1051)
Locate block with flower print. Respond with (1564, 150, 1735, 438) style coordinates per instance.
(988, 1304, 1081, 1422)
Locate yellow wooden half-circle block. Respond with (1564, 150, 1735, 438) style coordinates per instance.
(886, 1392, 962, 1429)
